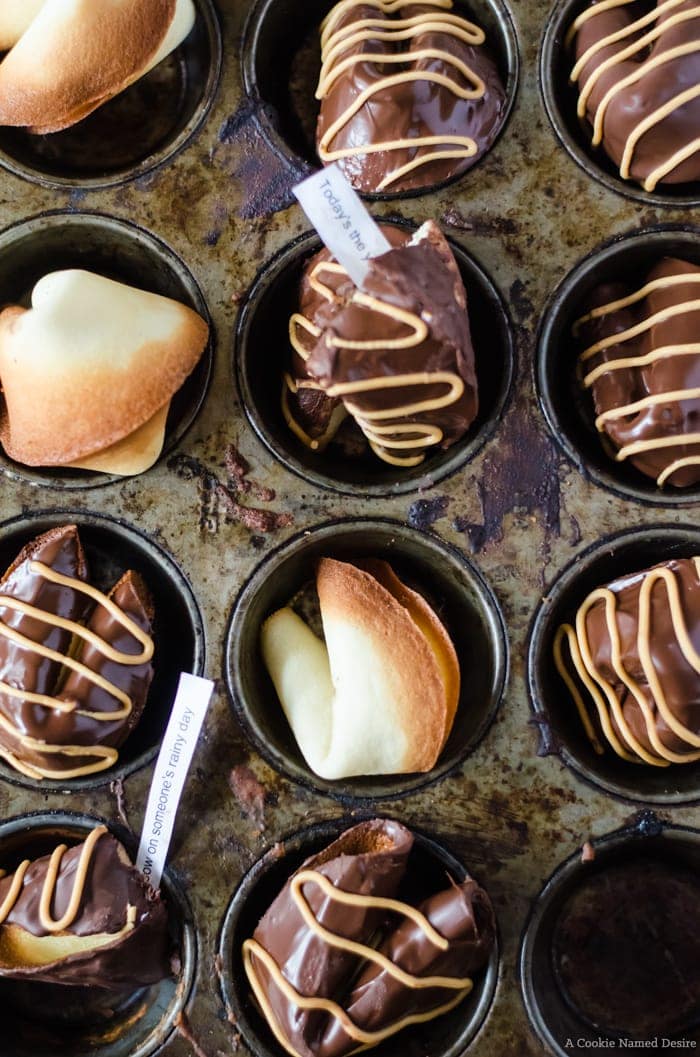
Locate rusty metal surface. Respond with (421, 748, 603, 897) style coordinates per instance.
(0, 1, 697, 1054)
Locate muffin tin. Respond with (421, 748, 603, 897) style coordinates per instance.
(0, 0, 699, 1054)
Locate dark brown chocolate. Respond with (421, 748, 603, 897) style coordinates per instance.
(315, 0, 507, 194)
(575, 257, 700, 488)
(555, 557, 700, 766)
(0, 829, 173, 989)
(286, 222, 478, 468)
(569, 1, 700, 190)
(553, 858, 700, 1037)
(244, 819, 495, 1057)
(0, 526, 155, 780)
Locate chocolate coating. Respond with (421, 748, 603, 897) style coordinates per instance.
(287, 222, 478, 466)
(575, 257, 700, 488)
(0, 526, 155, 778)
(571, 557, 700, 762)
(570, 1, 700, 189)
(553, 858, 700, 1036)
(316, 1, 507, 194)
(245, 818, 495, 1057)
(0, 831, 172, 989)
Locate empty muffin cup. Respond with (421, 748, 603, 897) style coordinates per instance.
(520, 813, 700, 1052)
(0, 210, 214, 489)
(528, 523, 700, 805)
(0, 0, 222, 190)
(225, 517, 508, 800)
(540, 0, 700, 207)
(0, 810, 196, 1057)
(536, 224, 700, 506)
(235, 220, 514, 496)
(241, 0, 519, 201)
(218, 817, 500, 1057)
(0, 509, 206, 793)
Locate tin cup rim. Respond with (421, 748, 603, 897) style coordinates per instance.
(519, 812, 700, 1056)
(0, 0, 223, 191)
(0, 508, 206, 794)
(224, 516, 509, 802)
(240, 0, 520, 202)
(218, 815, 501, 1057)
(535, 223, 700, 507)
(539, 0, 700, 208)
(0, 809, 198, 1057)
(527, 522, 700, 806)
(234, 220, 515, 497)
(0, 208, 215, 491)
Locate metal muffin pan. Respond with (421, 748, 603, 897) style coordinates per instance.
(0, 0, 698, 1053)
(0, 810, 197, 1057)
(235, 219, 515, 495)
(241, 0, 520, 201)
(218, 817, 500, 1057)
(0, 0, 223, 191)
(0, 210, 215, 490)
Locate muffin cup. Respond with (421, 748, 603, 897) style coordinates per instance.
(528, 523, 700, 806)
(0, 509, 206, 793)
(0, 810, 197, 1057)
(0, 210, 214, 490)
(536, 224, 700, 506)
(225, 517, 508, 800)
(235, 220, 514, 496)
(218, 817, 500, 1057)
(540, 0, 700, 208)
(241, 0, 519, 202)
(0, 0, 222, 190)
(520, 813, 700, 1053)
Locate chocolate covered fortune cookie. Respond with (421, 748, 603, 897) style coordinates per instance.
(567, 0, 700, 191)
(284, 221, 478, 469)
(0, 525, 155, 780)
(554, 557, 700, 767)
(0, 0, 196, 134)
(574, 257, 700, 488)
(261, 558, 459, 779)
(315, 0, 507, 194)
(0, 825, 172, 988)
(243, 819, 495, 1057)
(0, 269, 209, 476)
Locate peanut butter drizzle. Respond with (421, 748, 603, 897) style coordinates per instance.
(317, 0, 488, 191)
(0, 560, 154, 780)
(286, 260, 465, 467)
(0, 825, 136, 941)
(553, 557, 700, 767)
(574, 273, 700, 485)
(568, 0, 700, 191)
(243, 867, 474, 1057)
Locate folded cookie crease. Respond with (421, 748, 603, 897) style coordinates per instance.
(0, 269, 209, 475)
(261, 557, 459, 779)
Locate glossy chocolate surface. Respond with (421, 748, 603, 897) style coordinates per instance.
(571, 1, 700, 188)
(316, 1, 507, 193)
(0, 526, 154, 778)
(576, 257, 700, 487)
(288, 223, 478, 463)
(0, 830, 172, 989)
(246, 819, 495, 1057)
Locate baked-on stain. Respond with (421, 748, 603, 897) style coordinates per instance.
(454, 407, 561, 552)
(217, 101, 313, 220)
(168, 444, 293, 534)
(408, 495, 450, 530)
(228, 764, 267, 831)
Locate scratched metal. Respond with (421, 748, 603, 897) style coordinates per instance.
(0, 1, 697, 1055)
